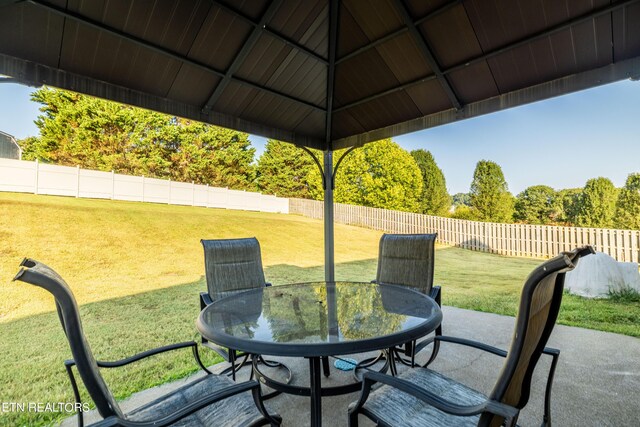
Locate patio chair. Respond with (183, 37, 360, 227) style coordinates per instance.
(348, 246, 594, 427)
(200, 238, 292, 385)
(366, 233, 441, 369)
(13, 258, 281, 427)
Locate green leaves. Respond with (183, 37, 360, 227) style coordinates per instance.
(514, 185, 557, 224)
(555, 188, 581, 225)
(256, 140, 323, 199)
(615, 173, 640, 229)
(469, 160, 514, 222)
(410, 149, 451, 215)
(334, 139, 422, 212)
(256, 139, 423, 213)
(575, 177, 618, 228)
(20, 88, 256, 190)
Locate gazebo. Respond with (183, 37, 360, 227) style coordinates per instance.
(2, 0, 639, 279)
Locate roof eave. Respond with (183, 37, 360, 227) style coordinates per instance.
(0, 53, 326, 151)
(332, 56, 640, 150)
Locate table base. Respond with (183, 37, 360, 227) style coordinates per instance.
(252, 354, 391, 427)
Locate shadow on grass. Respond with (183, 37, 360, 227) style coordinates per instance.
(459, 239, 492, 252)
(0, 258, 378, 427)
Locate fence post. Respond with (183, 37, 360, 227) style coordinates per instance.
(76, 165, 80, 198)
(34, 159, 39, 195)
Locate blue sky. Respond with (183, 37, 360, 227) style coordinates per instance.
(1, 79, 639, 194)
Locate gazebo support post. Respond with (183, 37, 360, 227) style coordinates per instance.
(323, 0, 339, 284)
(323, 149, 335, 282)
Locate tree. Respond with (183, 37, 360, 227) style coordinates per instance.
(165, 119, 256, 189)
(451, 205, 477, 220)
(452, 192, 471, 207)
(334, 139, 422, 212)
(410, 149, 451, 215)
(21, 87, 256, 189)
(575, 177, 618, 228)
(615, 173, 640, 229)
(256, 140, 322, 199)
(514, 185, 557, 224)
(555, 188, 582, 225)
(469, 160, 514, 222)
(18, 136, 40, 161)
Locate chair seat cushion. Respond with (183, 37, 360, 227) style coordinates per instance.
(126, 374, 269, 427)
(350, 368, 486, 427)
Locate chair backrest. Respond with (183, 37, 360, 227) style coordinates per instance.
(201, 237, 267, 301)
(375, 233, 437, 294)
(13, 259, 123, 419)
(481, 246, 595, 426)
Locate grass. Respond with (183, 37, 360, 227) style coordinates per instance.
(608, 288, 640, 303)
(1, 192, 638, 426)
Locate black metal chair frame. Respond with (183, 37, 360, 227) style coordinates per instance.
(353, 285, 441, 381)
(348, 247, 594, 427)
(199, 291, 293, 399)
(355, 233, 441, 377)
(14, 258, 281, 427)
(64, 341, 213, 427)
(199, 238, 292, 396)
(393, 284, 442, 368)
(200, 290, 253, 379)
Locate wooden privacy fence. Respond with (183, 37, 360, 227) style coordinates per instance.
(289, 198, 640, 263)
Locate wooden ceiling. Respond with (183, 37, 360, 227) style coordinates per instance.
(1, 0, 639, 150)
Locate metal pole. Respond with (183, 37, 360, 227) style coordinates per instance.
(324, 150, 334, 282)
(323, 0, 338, 283)
(309, 357, 322, 427)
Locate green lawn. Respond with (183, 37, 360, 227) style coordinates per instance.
(1, 192, 638, 426)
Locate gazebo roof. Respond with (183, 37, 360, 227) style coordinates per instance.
(1, 0, 639, 150)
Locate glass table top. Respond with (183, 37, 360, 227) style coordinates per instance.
(197, 282, 442, 357)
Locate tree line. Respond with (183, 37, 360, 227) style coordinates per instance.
(19, 88, 640, 230)
(21, 88, 257, 190)
(451, 164, 640, 230)
(19, 88, 440, 213)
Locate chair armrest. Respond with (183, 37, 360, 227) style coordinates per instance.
(420, 336, 509, 357)
(65, 341, 211, 373)
(95, 341, 199, 368)
(88, 381, 261, 427)
(417, 335, 560, 359)
(65, 342, 212, 426)
(351, 371, 518, 422)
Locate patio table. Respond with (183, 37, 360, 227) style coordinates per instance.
(196, 281, 442, 427)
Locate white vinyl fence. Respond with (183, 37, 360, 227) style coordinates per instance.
(0, 158, 288, 213)
(289, 198, 640, 262)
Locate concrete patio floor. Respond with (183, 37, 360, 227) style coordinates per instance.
(63, 306, 640, 426)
